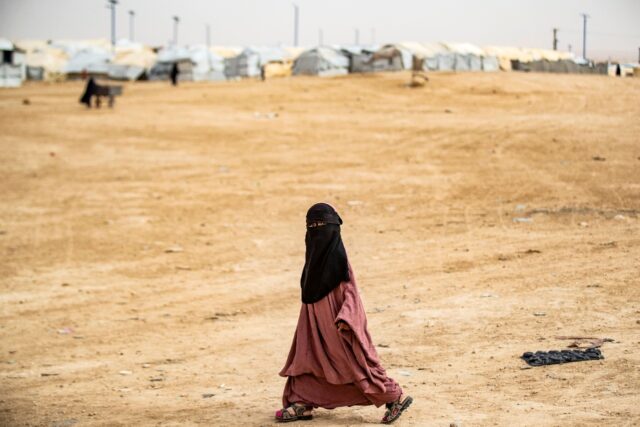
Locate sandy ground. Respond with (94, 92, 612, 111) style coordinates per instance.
(0, 72, 639, 427)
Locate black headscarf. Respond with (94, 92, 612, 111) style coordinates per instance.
(300, 203, 350, 304)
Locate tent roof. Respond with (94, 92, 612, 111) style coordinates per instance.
(442, 42, 485, 56)
(0, 38, 15, 51)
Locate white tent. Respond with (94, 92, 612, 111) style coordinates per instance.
(0, 38, 26, 87)
(292, 47, 349, 77)
(224, 47, 289, 78)
(58, 40, 113, 77)
(150, 45, 225, 81)
(108, 39, 157, 81)
(16, 40, 69, 81)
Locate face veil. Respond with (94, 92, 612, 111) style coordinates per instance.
(300, 203, 350, 304)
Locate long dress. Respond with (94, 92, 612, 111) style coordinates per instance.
(279, 265, 402, 409)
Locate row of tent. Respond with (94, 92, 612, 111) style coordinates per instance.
(2, 37, 636, 87)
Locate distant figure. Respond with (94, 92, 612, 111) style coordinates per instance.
(616, 64, 621, 77)
(410, 56, 429, 87)
(260, 64, 266, 81)
(170, 63, 179, 86)
(79, 77, 97, 108)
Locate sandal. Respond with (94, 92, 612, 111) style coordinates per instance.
(381, 395, 413, 424)
(275, 403, 313, 423)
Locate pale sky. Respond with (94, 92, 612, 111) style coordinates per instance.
(1, 0, 638, 61)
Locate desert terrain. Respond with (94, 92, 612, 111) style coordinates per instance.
(0, 71, 639, 426)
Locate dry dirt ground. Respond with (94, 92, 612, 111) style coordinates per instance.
(0, 72, 639, 427)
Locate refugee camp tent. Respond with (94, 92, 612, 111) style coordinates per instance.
(224, 47, 289, 79)
(108, 40, 156, 81)
(292, 47, 350, 77)
(441, 42, 487, 71)
(0, 38, 26, 87)
(56, 40, 113, 78)
(209, 46, 242, 59)
(340, 45, 379, 73)
(419, 42, 455, 71)
(15, 40, 68, 81)
(370, 44, 413, 71)
(150, 45, 225, 81)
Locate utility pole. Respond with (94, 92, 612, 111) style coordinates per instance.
(580, 13, 589, 60)
(293, 4, 299, 47)
(552, 28, 558, 50)
(206, 24, 211, 47)
(568, 44, 572, 53)
(638, 47, 639, 63)
(107, 0, 117, 49)
(354, 28, 359, 45)
(129, 10, 135, 42)
(173, 15, 180, 46)
(318, 28, 324, 46)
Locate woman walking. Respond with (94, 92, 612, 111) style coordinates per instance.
(276, 203, 412, 424)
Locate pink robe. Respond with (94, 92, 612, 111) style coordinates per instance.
(279, 265, 402, 409)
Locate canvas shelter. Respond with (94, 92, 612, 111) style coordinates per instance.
(369, 44, 412, 71)
(150, 45, 225, 81)
(16, 40, 68, 81)
(340, 45, 379, 73)
(108, 40, 157, 81)
(224, 47, 289, 79)
(0, 38, 26, 87)
(292, 47, 350, 77)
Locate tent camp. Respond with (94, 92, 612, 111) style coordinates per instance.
(440, 42, 497, 71)
(15, 40, 68, 81)
(224, 47, 290, 79)
(0, 38, 26, 87)
(340, 45, 379, 73)
(56, 40, 113, 78)
(150, 45, 225, 81)
(369, 44, 412, 71)
(292, 47, 350, 77)
(483, 46, 576, 71)
(108, 40, 157, 81)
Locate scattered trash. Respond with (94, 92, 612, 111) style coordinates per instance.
(555, 336, 614, 349)
(149, 377, 163, 382)
(592, 156, 606, 161)
(175, 265, 191, 270)
(522, 348, 603, 366)
(165, 246, 184, 253)
(119, 370, 132, 376)
(57, 327, 74, 335)
(513, 217, 533, 223)
(61, 283, 70, 287)
(514, 204, 527, 212)
(347, 200, 363, 206)
(378, 343, 390, 348)
(523, 249, 541, 254)
(480, 293, 496, 298)
(579, 221, 588, 227)
(253, 112, 278, 119)
(50, 419, 77, 427)
(202, 393, 215, 398)
(22, 98, 31, 105)
(533, 312, 546, 317)
(142, 363, 151, 368)
(444, 109, 453, 114)
(41, 372, 59, 377)
(613, 214, 626, 221)
(398, 370, 412, 377)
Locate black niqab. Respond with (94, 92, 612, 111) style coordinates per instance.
(300, 203, 350, 304)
